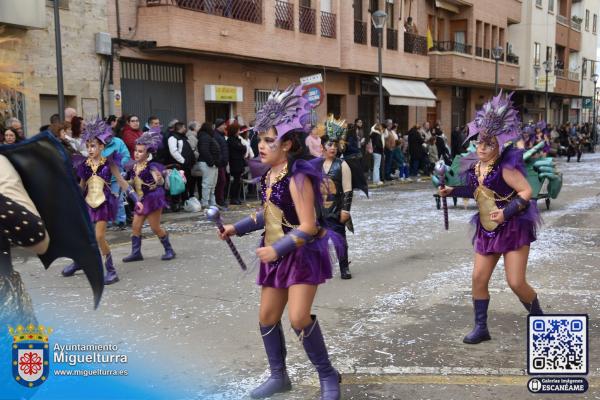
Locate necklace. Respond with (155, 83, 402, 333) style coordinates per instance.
(267, 164, 288, 189)
(134, 160, 148, 176)
(475, 158, 498, 181)
(85, 157, 106, 175)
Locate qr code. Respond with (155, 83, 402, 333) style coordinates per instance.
(528, 315, 588, 375)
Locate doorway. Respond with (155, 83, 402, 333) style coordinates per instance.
(205, 102, 231, 125)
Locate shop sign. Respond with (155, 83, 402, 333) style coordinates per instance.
(300, 73, 323, 85)
(303, 84, 323, 108)
(205, 85, 243, 102)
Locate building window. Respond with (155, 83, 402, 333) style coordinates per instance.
(594, 14, 597, 34)
(586, 10, 590, 30)
(255, 90, 271, 114)
(548, 0, 554, 12)
(534, 42, 541, 66)
(535, 0, 542, 8)
(583, 60, 587, 78)
(546, 46, 552, 64)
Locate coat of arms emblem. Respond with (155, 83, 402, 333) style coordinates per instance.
(9, 324, 52, 388)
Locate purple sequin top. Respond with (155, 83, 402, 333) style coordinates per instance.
(77, 159, 112, 205)
(126, 162, 164, 199)
(260, 173, 300, 234)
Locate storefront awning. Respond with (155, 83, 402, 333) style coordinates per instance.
(377, 78, 437, 108)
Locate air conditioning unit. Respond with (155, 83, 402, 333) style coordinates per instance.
(95, 32, 112, 56)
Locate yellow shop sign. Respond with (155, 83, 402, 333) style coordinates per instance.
(205, 85, 243, 102)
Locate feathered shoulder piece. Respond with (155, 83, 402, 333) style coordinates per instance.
(465, 91, 521, 152)
(253, 84, 311, 139)
(82, 118, 112, 144)
(135, 127, 163, 153)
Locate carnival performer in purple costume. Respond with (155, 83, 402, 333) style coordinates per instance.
(122, 128, 175, 262)
(439, 92, 544, 345)
(218, 85, 343, 400)
(65, 119, 143, 285)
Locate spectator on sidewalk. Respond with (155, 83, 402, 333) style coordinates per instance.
(186, 121, 201, 199)
(167, 122, 195, 211)
(213, 118, 229, 207)
(197, 122, 221, 208)
(408, 124, 425, 177)
(122, 114, 143, 158)
(227, 122, 247, 205)
(370, 123, 384, 185)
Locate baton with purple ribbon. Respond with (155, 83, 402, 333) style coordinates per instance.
(206, 206, 248, 271)
(434, 160, 449, 231)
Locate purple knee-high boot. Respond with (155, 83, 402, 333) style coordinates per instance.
(294, 315, 341, 400)
(122, 236, 143, 262)
(61, 262, 81, 277)
(463, 298, 492, 344)
(159, 235, 176, 261)
(521, 294, 544, 315)
(250, 321, 292, 399)
(104, 253, 119, 285)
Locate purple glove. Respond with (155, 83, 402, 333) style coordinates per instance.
(126, 186, 139, 204)
(271, 228, 313, 259)
(233, 211, 265, 236)
(502, 196, 529, 220)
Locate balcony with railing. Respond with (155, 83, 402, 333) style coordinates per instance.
(138, 0, 341, 69)
(159, 0, 263, 24)
(404, 33, 428, 55)
(354, 20, 367, 44)
(274, 0, 293, 31)
(475, 46, 482, 57)
(506, 54, 519, 65)
(483, 48, 490, 59)
(387, 28, 398, 50)
(431, 41, 472, 55)
(557, 14, 569, 26)
(299, 5, 316, 34)
(321, 10, 336, 38)
(571, 18, 582, 31)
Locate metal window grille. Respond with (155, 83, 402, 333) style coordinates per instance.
(299, 5, 316, 34)
(255, 90, 271, 114)
(275, 0, 294, 30)
(147, 0, 263, 24)
(354, 20, 367, 44)
(321, 11, 336, 38)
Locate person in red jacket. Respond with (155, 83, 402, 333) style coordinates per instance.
(122, 115, 143, 158)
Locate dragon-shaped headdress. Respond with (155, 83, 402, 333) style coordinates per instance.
(135, 126, 163, 153)
(81, 117, 113, 144)
(253, 84, 312, 140)
(465, 91, 521, 152)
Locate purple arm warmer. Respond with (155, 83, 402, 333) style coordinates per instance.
(125, 186, 139, 203)
(233, 211, 265, 236)
(271, 228, 313, 259)
(502, 195, 529, 220)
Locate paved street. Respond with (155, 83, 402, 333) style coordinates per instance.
(15, 153, 600, 399)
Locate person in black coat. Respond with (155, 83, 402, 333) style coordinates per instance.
(227, 122, 247, 205)
(197, 123, 221, 208)
(408, 125, 425, 177)
(213, 118, 230, 207)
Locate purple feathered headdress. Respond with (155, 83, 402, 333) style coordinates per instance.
(253, 84, 312, 140)
(82, 118, 113, 144)
(465, 91, 521, 152)
(135, 127, 163, 153)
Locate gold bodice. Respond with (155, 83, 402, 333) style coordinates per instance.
(85, 158, 109, 208)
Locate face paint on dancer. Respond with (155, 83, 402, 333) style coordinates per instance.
(323, 141, 338, 159)
(86, 138, 104, 159)
(476, 135, 499, 163)
(134, 144, 149, 162)
(257, 127, 291, 166)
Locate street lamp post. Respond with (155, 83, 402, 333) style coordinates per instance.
(543, 60, 552, 122)
(592, 73, 599, 150)
(491, 46, 504, 95)
(372, 10, 387, 124)
(53, 0, 65, 121)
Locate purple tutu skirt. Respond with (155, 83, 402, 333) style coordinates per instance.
(87, 194, 118, 223)
(257, 229, 343, 289)
(471, 201, 542, 255)
(138, 188, 168, 216)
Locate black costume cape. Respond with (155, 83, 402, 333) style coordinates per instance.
(0, 132, 104, 307)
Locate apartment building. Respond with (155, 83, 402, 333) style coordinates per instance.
(509, 0, 599, 125)
(109, 0, 435, 130)
(0, 0, 109, 133)
(426, 0, 522, 135)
